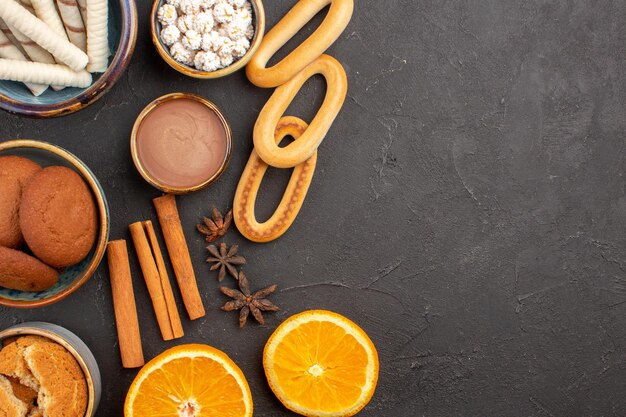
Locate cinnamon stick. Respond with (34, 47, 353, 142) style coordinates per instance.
(153, 194, 205, 320)
(129, 222, 175, 341)
(106, 240, 144, 368)
(143, 220, 184, 339)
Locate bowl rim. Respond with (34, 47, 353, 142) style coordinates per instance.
(150, 0, 265, 79)
(0, 0, 138, 118)
(0, 140, 110, 308)
(0, 323, 98, 417)
(130, 92, 233, 194)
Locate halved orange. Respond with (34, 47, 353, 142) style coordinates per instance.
(124, 344, 253, 417)
(263, 310, 379, 417)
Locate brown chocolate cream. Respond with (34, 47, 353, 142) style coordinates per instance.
(136, 98, 228, 189)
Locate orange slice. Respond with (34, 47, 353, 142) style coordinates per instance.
(124, 344, 253, 417)
(263, 310, 379, 417)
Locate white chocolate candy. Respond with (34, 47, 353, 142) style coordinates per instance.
(170, 41, 194, 65)
(219, 54, 233, 68)
(216, 36, 234, 58)
(176, 14, 195, 33)
(225, 20, 246, 40)
(157, 4, 177, 26)
(181, 29, 201, 50)
(244, 23, 254, 39)
(193, 50, 220, 71)
(227, 0, 247, 8)
(0, 58, 92, 87)
(179, 0, 200, 15)
(160, 24, 181, 46)
(86, 0, 109, 72)
(0, 0, 88, 71)
(231, 36, 249, 58)
(200, 30, 220, 51)
(199, 0, 216, 10)
(0, 30, 47, 95)
(213, 2, 234, 24)
(233, 5, 251, 26)
(193, 11, 213, 33)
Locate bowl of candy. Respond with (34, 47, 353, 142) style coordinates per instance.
(151, 0, 265, 79)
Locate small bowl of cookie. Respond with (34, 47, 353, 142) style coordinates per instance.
(0, 139, 110, 308)
(0, 321, 101, 417)
(150, 0, 265, 78)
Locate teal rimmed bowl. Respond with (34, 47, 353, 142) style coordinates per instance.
(0, 0, 137, 118)
(0, 140, 110, 308)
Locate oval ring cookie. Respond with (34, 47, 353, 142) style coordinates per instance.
(234, 116, 316, 243)
(253, 54, 347, 169)
(246, 0, 353, 88)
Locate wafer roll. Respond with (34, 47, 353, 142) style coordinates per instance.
(18, 0, 36, 14)
(31, 0, 67, 38)
(0, 30, 47, 95)
(0, 0, 89, 71)
(0, 20, 23, 54)
(86, 0, 108, 72)
(0, 58, 91, 87)
(79, 0, 110, 57)
(76, 0, 86, 26)
(4, 21, 65, 90)
(56, 0, 86, 52)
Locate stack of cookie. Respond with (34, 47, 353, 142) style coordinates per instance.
(0, 335, 87, 417)
(0, 155, 97, 292)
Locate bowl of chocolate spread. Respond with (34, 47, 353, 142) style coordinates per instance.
(130, 92, 232, 194)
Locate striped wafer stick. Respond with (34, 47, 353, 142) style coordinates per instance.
(0, 58, 92, 87)
(5, 22, 55, 65)
(0, 19, 24, 55)
(17, 0, 36, 14)
(76, 0, 86, 25)
(0, 0, 89, 71)
(86, 0, 108, 73)
(31, 0, 67, 38)
(56, 0, 86, 52)
(4, 20, 65, 90)
(78, 0, 110, 57)
(0, 30, 47, 95)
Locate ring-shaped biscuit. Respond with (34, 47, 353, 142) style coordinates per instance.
(246, 0, 353, 88)
(234, 116, 317, 243)
(253, 54, 346, 169)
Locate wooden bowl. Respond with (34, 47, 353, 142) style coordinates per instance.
(0, 140, 110, 308)
(0, 322, 102, 416)
(151, 0, 265, 79)
(0, 0, 138, 118)
(130, 92, 233, 194)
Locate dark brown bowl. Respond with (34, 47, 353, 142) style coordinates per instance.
(0, 0, 138, 118)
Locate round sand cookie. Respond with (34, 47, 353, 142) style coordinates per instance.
(0, 246, 59, 292)
(19, 166, 97, 268)
(23, 341, 87, 417)
(0, 156, 42, 248)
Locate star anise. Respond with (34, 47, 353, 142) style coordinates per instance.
(220, 271, 279, 328)
(197, 206, 232, 242)
(207, 243, 246, 281)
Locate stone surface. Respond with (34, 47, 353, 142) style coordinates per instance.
(2, 0, 626, 415)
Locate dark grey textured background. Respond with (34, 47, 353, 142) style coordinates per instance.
(2, 0, 626, 416)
